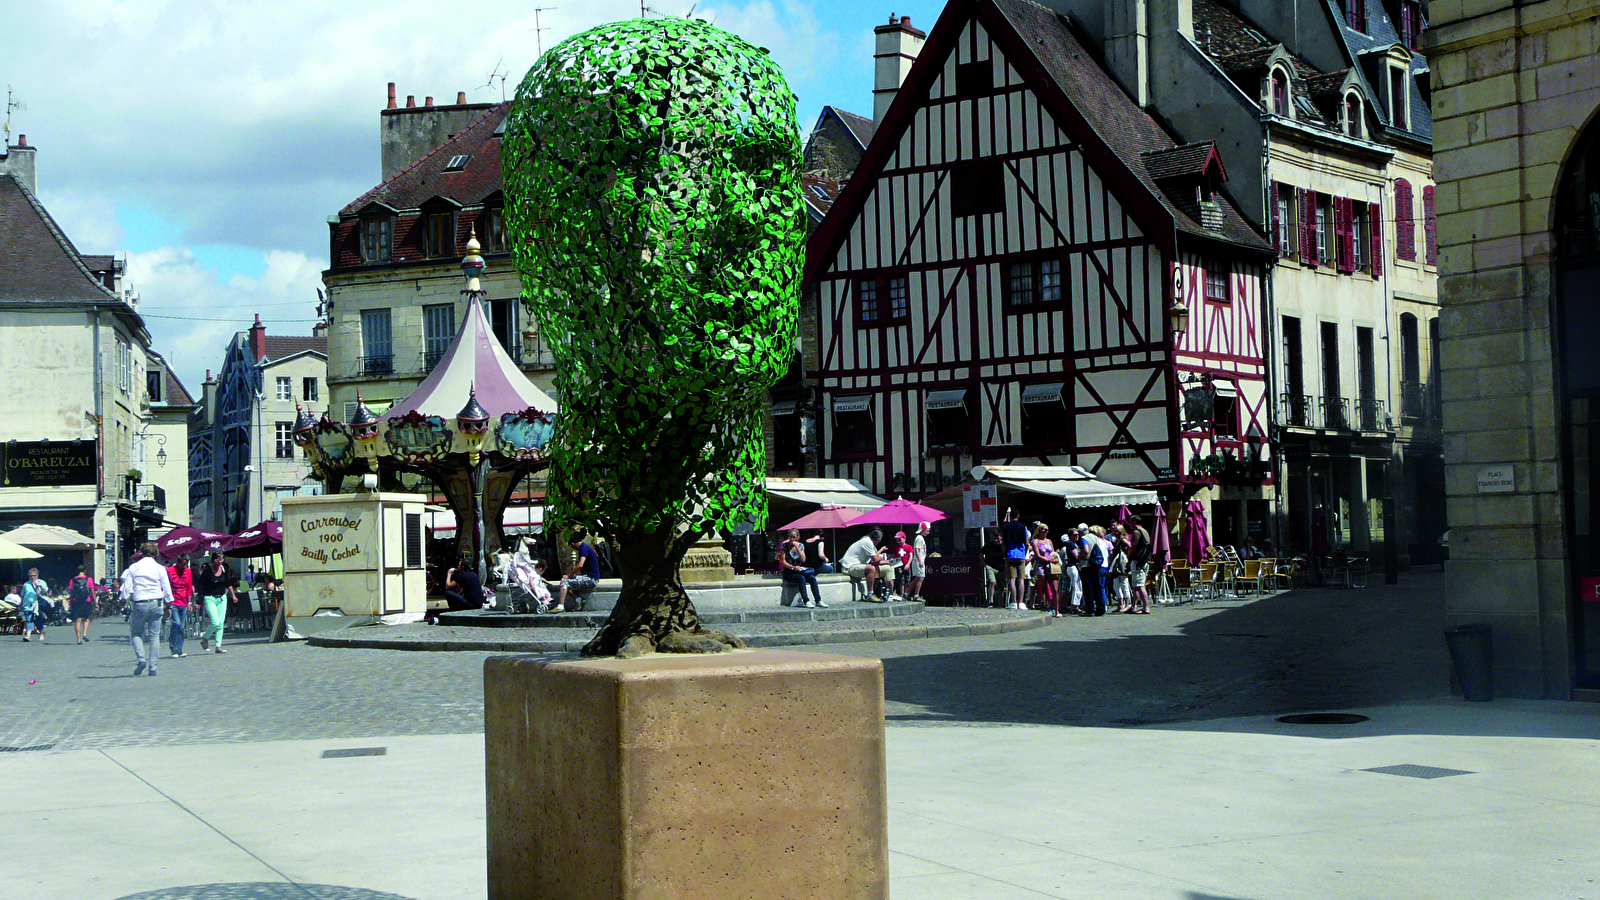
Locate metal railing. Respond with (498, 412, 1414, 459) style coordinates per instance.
(1321, 396, 1350, 431)
(1355, 398, 1392, 432)
(117, 478, 166, 512)
(424, 348, 448, 371)
(1280, 393, 1313, 428)
(361, 354, 394, 376)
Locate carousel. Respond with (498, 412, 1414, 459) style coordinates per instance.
(294, 234, 557, 578)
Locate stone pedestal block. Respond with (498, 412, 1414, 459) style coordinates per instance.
(678, 536, 736, 582)
(485, 650, 887, 900)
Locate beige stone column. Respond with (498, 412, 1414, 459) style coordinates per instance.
(485, 650, 889, 900)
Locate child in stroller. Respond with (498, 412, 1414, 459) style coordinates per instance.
(503, 542, 559, 614)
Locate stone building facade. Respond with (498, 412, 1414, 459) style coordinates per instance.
(1428, 1, 1600, 698)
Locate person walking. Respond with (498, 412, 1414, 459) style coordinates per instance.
(778, 529, 825, 608)
(165, 556, 194, 657)
(194, 551, 238, 654)
(20, 567, 48, 641)
(1000, 509, 1030, 609)
(120, 542, 174, 675)
(65, 566, 97, 645)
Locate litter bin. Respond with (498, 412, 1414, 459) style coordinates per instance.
(1444, 623, 1493, 702)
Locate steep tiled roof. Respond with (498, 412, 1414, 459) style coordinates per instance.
(263, 335, 326, 361)
(0, 173, 120, 304)
(989, 0, 1267, 251)
(803, 173, 845, 220)
(831, 108, 877, 151)
(340, 103, 509, 216)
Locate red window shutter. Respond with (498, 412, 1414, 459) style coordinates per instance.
(1423, 185, 1437, 266)
(1369, 198, 1383, 277)
(1395, 179, 1414, 261)
(1270, 180, 1281, 254)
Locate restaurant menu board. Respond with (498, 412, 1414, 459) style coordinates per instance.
(963, 484, 998, 530)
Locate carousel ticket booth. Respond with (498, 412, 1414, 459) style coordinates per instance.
(280, 492, 429, 637)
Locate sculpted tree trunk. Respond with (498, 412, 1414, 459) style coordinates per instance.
(582, 526, 743, 658)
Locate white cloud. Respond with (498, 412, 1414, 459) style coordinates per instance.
(34, 189, 124, 252)
(125, 247, 325, 393)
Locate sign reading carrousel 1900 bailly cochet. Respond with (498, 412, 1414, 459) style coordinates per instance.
(2, 440, 97, 488)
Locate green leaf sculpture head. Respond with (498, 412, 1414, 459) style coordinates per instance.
(503, 17, 803, 539)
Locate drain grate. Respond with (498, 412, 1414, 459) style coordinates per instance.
(0, 743, 56, 753)
(1363, 764, 1474, 780)
(321, 747, 386, 759)
(1276, 713, 1370, 725)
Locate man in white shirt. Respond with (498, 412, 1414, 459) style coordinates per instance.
(120, 541, 174, 676)
(840, 528, 887, 601)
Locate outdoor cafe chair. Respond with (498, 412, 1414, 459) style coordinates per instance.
(1235, 559, 1268, 597)
(1347, 555, 1370, 589)
(1171, 565, 1199, 603)
(1273, 557, 1297, 590)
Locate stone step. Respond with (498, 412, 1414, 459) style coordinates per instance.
(440, 599, 925, 629)
(486, 574, 865, 613)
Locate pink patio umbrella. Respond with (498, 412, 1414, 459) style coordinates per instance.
(777, 504, 865, 532)
(1180, 499, 1211, 566)
(226, 520, 285, 559)
(1151, 501, 1171, 571)
(849, 498, 948, 527)
(156, 527, 234, 560)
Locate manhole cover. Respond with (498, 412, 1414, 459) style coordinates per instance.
(1276, 713, 1370, 725)
(322, 747, 386, 759)
(1363, 764, 1474, 780)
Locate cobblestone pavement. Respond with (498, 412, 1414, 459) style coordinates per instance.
(0, 572, 1448, 751)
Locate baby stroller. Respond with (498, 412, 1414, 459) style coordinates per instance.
(503, 549, 552, 614)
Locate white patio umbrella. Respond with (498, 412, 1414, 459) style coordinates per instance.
(0, 535, 42, 560)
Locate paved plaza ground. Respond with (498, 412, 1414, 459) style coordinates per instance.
(3, 570, 1598, 899)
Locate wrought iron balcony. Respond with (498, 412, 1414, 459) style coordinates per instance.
(424, 348, 448, 372)
(118, 478, 166, 512)
(1280, 393, 1314, 428)
(1322, 396, 1351, 431)
(361, 354, 394, 376)
(1355, 398, 1392, 432)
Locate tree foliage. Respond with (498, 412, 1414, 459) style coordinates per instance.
(502, 18, 803, 653)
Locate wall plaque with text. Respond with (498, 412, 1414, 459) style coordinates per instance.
(2, 440, 97, 488)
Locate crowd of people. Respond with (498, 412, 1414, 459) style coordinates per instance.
(985, 509, 1155, 617)
(774, 523, 930, 606)
(10, 543, 251, 676)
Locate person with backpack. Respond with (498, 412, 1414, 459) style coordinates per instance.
(1126, 514, 1153, 615)
(165, 556, 195, 656)
(1077, 524, 1106, 617)
(65, 566, 98, 645)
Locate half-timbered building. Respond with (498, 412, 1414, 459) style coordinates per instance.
(804, 0, 1273, 520)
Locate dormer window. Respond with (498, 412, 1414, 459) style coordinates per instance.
(422, 204, 457, 259)
(481, 193, 507, 252)
(1271, 69, 1290, 117)
(1399, 0, 1423, 50)
(360, 214, 393, 264)
(1344, 93, 1363, 139)
(1389, 67, 1409, 131)
(1344, 0, 1365, 32)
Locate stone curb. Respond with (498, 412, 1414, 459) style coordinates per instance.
(307, 610, 1051, 653)
(438, 600, 925, 629)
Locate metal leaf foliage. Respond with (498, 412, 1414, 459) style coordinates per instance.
(503, 17, 803, 541)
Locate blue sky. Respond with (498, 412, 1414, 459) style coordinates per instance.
(4, 0, 942, 392)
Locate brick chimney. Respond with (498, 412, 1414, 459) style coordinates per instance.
(379, 83, 498, 181)
(873, 14, 926, 123)
(1, 133, 38, 195)
(248, 314, 267, 362)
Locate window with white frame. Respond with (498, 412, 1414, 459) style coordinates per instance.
(276, 376, 292, 401)
(302, 377, 318, 402)
(116, 337, 132, 393)
(1345, 93, 1363, 139)
(275, 422, 294, 458)
(1271, 68, 1290, 117)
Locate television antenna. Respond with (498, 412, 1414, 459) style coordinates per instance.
(3, 86, 25, 144)
(532, 7, 556, 58)
(482, 59, 509, 101)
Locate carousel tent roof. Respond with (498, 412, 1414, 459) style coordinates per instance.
(386, 296, 556, 420)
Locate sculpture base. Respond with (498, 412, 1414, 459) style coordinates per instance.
(677, 536, 735, 583)
(485, 650, 888, 900)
